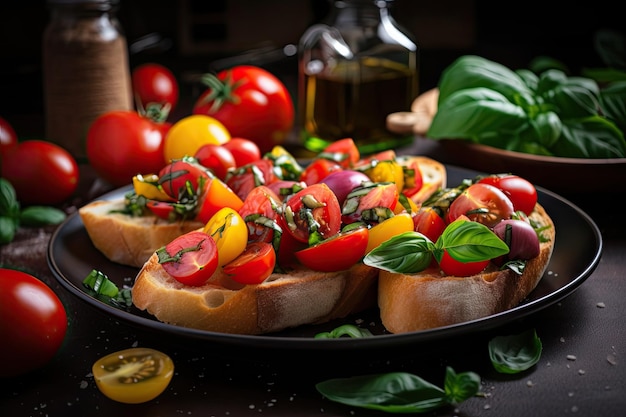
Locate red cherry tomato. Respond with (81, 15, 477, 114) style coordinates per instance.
(283, 183, 341, 243)
(300, 158, 342, 185)
(477, 174, 538, 215)
(222, 242, 277, 284)
(438, 250, 490, 277)
(341, 182, 399, 225)
(0, 116, 18, 158)
(1, 140, 79, 205)
(192, 65, 294, 153)
(0, 268, 68, 377)
(86, 111, 169, 187)
(238, 185, 282, 244)
(146, 200, 176, 220)
(158, 230, 219, 286)
(321, 138, 360, 168)
(413, 206, 446, 242)
(400, 157, 424, 198)
(132, 63, 179, 113)
(158, 158, 212, 200)
(225, 158, 277, 200)
(194, 143, 236, 180)
(222, 137, 262, 167)
(447, 183, 515, 228)
(295, 227, 369, 272)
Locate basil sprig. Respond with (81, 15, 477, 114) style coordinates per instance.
(363, 219, 509, 274)
(316, 367, 480, 413)
(488, 329, 543, 374)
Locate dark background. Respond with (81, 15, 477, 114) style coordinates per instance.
(1, 0, 622, 139)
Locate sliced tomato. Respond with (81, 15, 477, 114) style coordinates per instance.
(438, 249, 490, 277)
(225, 158, 277, 200)
(447, 183, 515, 228)
(195, 177, 244, 223)
(400, 158, 424, 198)
(222, 242, 276, 285)
(157, 230, 219, 286)
(266, 180, 307, 202)
(413, 206, 447, 242)
(238, 185, 282, 244)
(341, 182, 399, 225)
(146, 200, 176, 220)
(299, 158, 342, 185)
(283, 183, 342, 244)
(477, 174, 537, 215)
(295, 227, 369, 272)
(320, 138, 360, 168)
(158, 158, 212, 200)
(203, 207, 248, 266)
(366, 213, 414, 253)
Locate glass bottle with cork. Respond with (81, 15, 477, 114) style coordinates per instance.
(298, 0, 419, 155)
(42, 0, 133, 161)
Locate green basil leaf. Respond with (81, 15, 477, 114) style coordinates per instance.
(443, 367, 481, 404)
(314, 324, 373, 339)
(527, 111, 562, 148)
(0, 216, 17, 244)
(554, 116, 626, 158)
(489, 329, 543, 374)
(363, 231, 434, 274)
(435, 220, 509, 263)
(316, 372, 447, 413)
(83, 269, 119, 298)
(599, 81, 626, 132)
(19, 206, 67, 226)
(0, 178, 20, 217)
(543, 83, 600, 119)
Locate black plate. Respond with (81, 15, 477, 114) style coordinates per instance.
(48, 165, 602, 354)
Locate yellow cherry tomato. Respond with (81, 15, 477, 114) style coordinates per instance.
(365, 159, 405, 191)
(132, 174, 173, 201)
(365, 212, 414, 253)
(203, 206, 248, 266)
(92, 347, 174, 404)
(195, 178, 244, 223)
(164, 114, 231, 162)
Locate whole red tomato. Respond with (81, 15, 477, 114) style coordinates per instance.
(1, 140, 79, 205)
(0, 116, 18, 159)
(86, 111, 170, 187)
(132, 63, 179, 115)
(192, 65, 294, 153)
(0, 268, 68, 377)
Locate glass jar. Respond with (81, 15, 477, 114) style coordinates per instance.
(298, 0, 418, 154)
(42, 0, 132, 160)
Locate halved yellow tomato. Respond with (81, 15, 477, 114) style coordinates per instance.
(164, 114, 230, 162)
(132, 174, 173, 201)
(195, 177, 244, 223)
(366, 212, 414, 253)
(364, 159, 405, 191)
(92, 347, 174, 404)
(203, 206, 248, 266)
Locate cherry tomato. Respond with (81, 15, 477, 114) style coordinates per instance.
(438, 250, 490, 277)
(295, 227, 369, 272)
(341, 182, 399, 225)
(222, 137, 262, 167)
(222, 242, 276, 284)
(238, 185, 282, 244)
(192, 65, 294, 153)
(203, 207, 248, 266)
(364, 159, 405, 190)
(92, 347, 174, 404)
(300, 158, 342, 185)
(478, 174, 538, 215)
(195, 177, 244, 224)
(400, 157, 424, 198)
(158, 230, 219, 286)
(132, 174, 173, 201)
(225, 158, 277, 200)
(0, 268, 68, 377)
(447, 183, 515, 228)
(132, 63, 179, 113)
(283, 183, 341, 243)
(413, 206, 447, 242)
(321, 138, 360, 168)
(86, 110, 169, 187)
(366, 213, 414, 253)
(164, 115, 230, 162)
(194, 143, 236, 180)
(0, 116, 18, 159)
(158, 158, 212, 200)
(146, 200, 177, 220)
(1, 140, 79, 205)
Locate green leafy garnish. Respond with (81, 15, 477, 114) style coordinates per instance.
(363, 220, 509, 274)
(316, 367, 480, 413)
(315, 324, 373, 339)
(0, 178, 67, 244)
(488, 329, 542, 374)
(82, 269, 132, 310)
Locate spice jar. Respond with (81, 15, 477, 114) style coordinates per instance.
(298, 0, 419, 154)
(42, 0, 132, 160)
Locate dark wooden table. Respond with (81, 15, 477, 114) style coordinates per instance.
(1, 137, 624, 417)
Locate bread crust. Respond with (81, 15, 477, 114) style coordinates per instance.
(378, 203, 555, 333)
(132, 256, 379, 335)
(79, 199, 204, 268)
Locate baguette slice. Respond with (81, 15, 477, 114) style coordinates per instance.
(378, 203, 555, 334)
(79, 199, 204, 268)
(132, 257, 379, 335)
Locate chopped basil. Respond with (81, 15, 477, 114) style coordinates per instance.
(315, 324, 373, 339)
